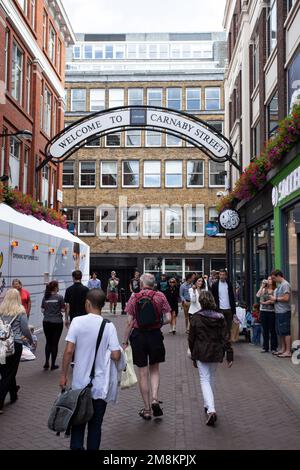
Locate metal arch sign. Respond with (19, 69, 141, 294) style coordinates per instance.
(41, 106, 236, 170)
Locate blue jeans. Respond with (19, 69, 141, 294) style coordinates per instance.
(252, 324, 262, 345)
(70, 399, 107, 450)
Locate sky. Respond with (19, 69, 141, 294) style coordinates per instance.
(62, 0, 227, 34)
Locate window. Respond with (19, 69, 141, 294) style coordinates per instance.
(165, 161, 182, 188)
(146, 131, 162, 146)
(143, 208, 161, 236)
(182, 44, 191, 58)
(4, 30, 9, 90)
(209, 161, 226, 186)
(126, 130, 141, 146)
(165, 207, 182, 236)
(71, 89, 86, 112)
(115, 45, 125, 59)
(186, 88, 201, 111)
(0, 130, 6, 177)
(42, 12, 47, 49)
(106, 133, 121, 147)
(44, 87, 52, 135)
(159, 44, 169, 59)
(105, 45, 113, 59)
(23, 147, 29, 193)
(205, 88, 220, 110)
(101, 161, 117, 187)
(187, 160, 204, 187)
(209, 207, 225, 235)
(287, 0, 295, 12)
(127, 44, 137, 59)
(9, 137, 20, 189)
(79, 208, 95, 235)
(128, 88, 143, 106)
(26, 61, 31, 114)
(80, 161, 96, 187)
(17, 0, 26, 11)
(122, 161, 139, 187)
(62, 161, 74, 187)
(252, 36, 259, 88)
(73, 46, 81, 59)
(252, 122, 260, 158)
(85, 136, 100, 147)
(65, 209, 76, 234)
(144, 161, 161, 187)
(267, 91, 278, 137)
(185, 258, 204, 276)
(171, 44, 181, 58)
(167, 88, 181, 111)
(147, 88, 162, 107)
(90, 89, 105, 111)
(84, 45, 93, 59)
(48, 25, 56, 63)
(30, 0, 36, 29)
(166, 134, 182, 146)
(11, 42, 23, 103)
(187, 206, 205, 236)
(121, 208, 140, 236)
(109, 89, 124, 107)
(138, 44, 147, 59)
(100, 207, 116, 236)
(206, 121, 223, 134)
(53, 99, 57, 136)
(165, 258, 182, 277)
(149, 44, 158, 59)
(42, 166, 49, 206)
(267, 0, 277, 56)
(57, 39, 61, 73)
(94, 45, 103, 59)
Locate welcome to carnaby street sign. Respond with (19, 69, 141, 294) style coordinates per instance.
(39, 106, 236, 171)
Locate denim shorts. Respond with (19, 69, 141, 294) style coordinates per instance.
(275, 311, 291, 336)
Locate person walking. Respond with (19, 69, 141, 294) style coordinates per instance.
(41, 281, 65, 370)
(157, 273, 168, 294)
(188, 291, 233, 426)
(87, 272, 101, 290)
(256, 277, 277, 353)
(12, 279, 31, 318)
(212, 269, 236, 335)
(270, 270, 292, 358)
(64, 270, 89, 327)
(0, 289, 32, 414)
(107, 271, 119, 314)
(59, 289, 122, 450)
(179, 273, 194, 333)
(130, 270, 141, 294)
(165, 278, 179, 334)
(123, 273, 171, 420)
(189, 277, 206, 317)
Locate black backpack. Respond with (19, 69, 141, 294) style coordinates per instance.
(135, 290, 161, 330)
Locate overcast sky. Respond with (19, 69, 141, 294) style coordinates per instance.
(62, 0, 227, 34)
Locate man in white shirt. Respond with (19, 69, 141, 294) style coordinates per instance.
(59, 289, 121, 450)
(212, 270, 236, 334)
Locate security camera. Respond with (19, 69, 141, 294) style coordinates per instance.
(216, 191, 224, 198)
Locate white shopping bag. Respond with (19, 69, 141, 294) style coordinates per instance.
(120, 345, 137, 389)
(20, 345, 36, 361)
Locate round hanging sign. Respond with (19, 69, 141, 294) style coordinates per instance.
(218, 209, 241, 231)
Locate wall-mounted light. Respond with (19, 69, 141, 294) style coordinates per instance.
(32, 244, 39, 251)
(11, 240, 19, 248)
(49, 248, 55, 254)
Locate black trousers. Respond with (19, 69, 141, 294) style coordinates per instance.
(260, 311, 278, 352)
(43, 321, 63, 366)
(0, 342, 23, 409)
(219, 309, 233, 336)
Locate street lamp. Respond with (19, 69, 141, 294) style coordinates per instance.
(0, 129, 33, 141)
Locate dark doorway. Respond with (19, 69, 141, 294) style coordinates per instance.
(90, 266, 135, 301)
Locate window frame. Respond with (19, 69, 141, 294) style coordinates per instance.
(78, 208, 96, 236)
(147, 88, 163, 107)
(165, 160, 183, 188)
(187, 160, 204, 188)
(109, 88, 124, 108)
(209, 161, 226, 187)
(99, 207, 116, 236)
(100, 160, 118, 188)
(71, 88, 87, 112)
(79, 161, 96, 188)
(167, 87, 182, 111)
(186, 206, 205, 237)
(186, 87, 201, 111)
(11, 41, 23, 104)
(90, 89, 105, 112)
(145, 130, 162, 147)
(143, 207, 161, 237)
(165, 207, 183, 237)
(128, 88, 144, 106)
(205, 87, 221, 111)
(125, 129, 142, 147)
(143, 160, 161, 188)
(62, 160, 75, 188)
(120, 207, 140, 236)
(122, 160, 140, 188)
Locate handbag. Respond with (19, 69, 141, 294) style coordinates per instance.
(48, 318, 109, 436)
(120, 345, 137, 389)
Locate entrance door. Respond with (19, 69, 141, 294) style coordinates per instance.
(286, 209, 299, 341)
(90, 267, 134, 302)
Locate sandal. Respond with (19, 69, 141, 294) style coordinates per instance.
(151, 400, 163, 417)
(139, 409, 152, 420)
(277, 353, 292, 358)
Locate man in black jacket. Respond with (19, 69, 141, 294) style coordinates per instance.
(211, 269, 236, 335)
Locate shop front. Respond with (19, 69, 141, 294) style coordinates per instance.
(272, 154, 300, 341)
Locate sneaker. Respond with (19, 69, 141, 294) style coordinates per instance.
(206, 412, 217, 426)
(172, 330, 176, 335)
(260, 349, 269, 353)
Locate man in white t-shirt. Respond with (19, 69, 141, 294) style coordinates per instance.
(212, 270, 236, 335)
(59, 288, 121, 450)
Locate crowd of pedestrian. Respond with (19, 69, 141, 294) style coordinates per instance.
(0, 266, 294, 449)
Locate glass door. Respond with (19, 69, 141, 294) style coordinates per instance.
(286, 209, 299, 341)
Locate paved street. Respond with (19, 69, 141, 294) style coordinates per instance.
(0, 310, 300, 450)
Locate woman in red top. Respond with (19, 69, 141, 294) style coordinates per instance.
(12, 279, 31, 317)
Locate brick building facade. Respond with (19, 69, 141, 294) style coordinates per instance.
(0, 0, 74, 209)
(63, 32, 228, 292)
